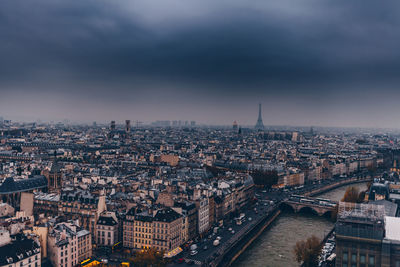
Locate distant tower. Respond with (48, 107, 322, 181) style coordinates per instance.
(110, 121, 116, 131)
(125, 120, 131, 133)
(233, 121, 238, 131)
(255, 103, 264, 130)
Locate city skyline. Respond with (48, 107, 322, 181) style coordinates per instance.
(2, 0, 400, 128)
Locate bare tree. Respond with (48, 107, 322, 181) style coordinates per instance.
(294, 235, 322, 267)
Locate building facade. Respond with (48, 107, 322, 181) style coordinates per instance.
(96, 211, 119, 247)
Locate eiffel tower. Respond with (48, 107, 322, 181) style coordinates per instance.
(255, 103, 264, 130)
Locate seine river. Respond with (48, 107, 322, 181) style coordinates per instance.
(232, 182, 368, 267)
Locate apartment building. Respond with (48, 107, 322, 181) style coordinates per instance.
(96, 211, 119, 247)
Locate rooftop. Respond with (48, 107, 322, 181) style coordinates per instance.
(0, 234, 40, 265)
(385, 216, 400, 241)
(0, 176, 47, 194)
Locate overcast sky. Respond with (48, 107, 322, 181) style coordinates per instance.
(1, 0, 400, 127)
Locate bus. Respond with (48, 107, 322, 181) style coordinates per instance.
(300, 198, 314, 203)
(315, 197, 331, 202)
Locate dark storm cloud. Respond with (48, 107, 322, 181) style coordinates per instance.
(1, 0, 400, 126)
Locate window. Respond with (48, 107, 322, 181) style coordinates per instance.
(343, 252, 348, 262)
(360, 254, 366, 266)
(369, 255, 375, 266)
(351, 253, 357, 263)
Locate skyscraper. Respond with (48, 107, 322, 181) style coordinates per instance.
(110, 120, 116, 131)
(233, 120, 238, 130)
(125, 120, 131, 133)
(255, 103, 264, 130)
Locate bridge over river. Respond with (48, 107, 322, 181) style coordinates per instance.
(283, 195, 338, 216)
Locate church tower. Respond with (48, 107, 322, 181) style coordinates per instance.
(43, 161, 62, 192)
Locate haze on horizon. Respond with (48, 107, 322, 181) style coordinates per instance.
(1, 0, 400, 128)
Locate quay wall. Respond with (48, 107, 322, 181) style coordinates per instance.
(214, 208, 281, 267)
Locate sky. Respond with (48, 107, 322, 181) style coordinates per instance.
(1, 0, 400, 127)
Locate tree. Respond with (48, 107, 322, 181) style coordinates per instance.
(131, 248, 168, 267)
(251, 170, 279, 188)
(341, 186, 360, 203)
(293, 235, 322, 267)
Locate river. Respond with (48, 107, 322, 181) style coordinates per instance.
(232, 182, 368, 267)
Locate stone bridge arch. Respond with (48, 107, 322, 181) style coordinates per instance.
(298, 206, 320, 216)
(283, 201, 334, 216)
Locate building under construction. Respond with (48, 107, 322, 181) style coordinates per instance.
(335, 201, 400, 267)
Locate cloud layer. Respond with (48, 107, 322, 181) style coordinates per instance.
(1, 0, 400, 127)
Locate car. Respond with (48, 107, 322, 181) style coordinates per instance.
(231, 230, 235, 234)
(228, 227, 232, 231)
(190, 250, 198, 256)
(203, 245, 208, 250)
(216, 236, 222, 241)
(177, 258, 185, 264)
(248, 217, 252, 221)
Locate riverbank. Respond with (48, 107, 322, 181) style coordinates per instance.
(211, 206, 281, 267)
(225, 209, 281, 267)
(229, 179, 370, 267)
